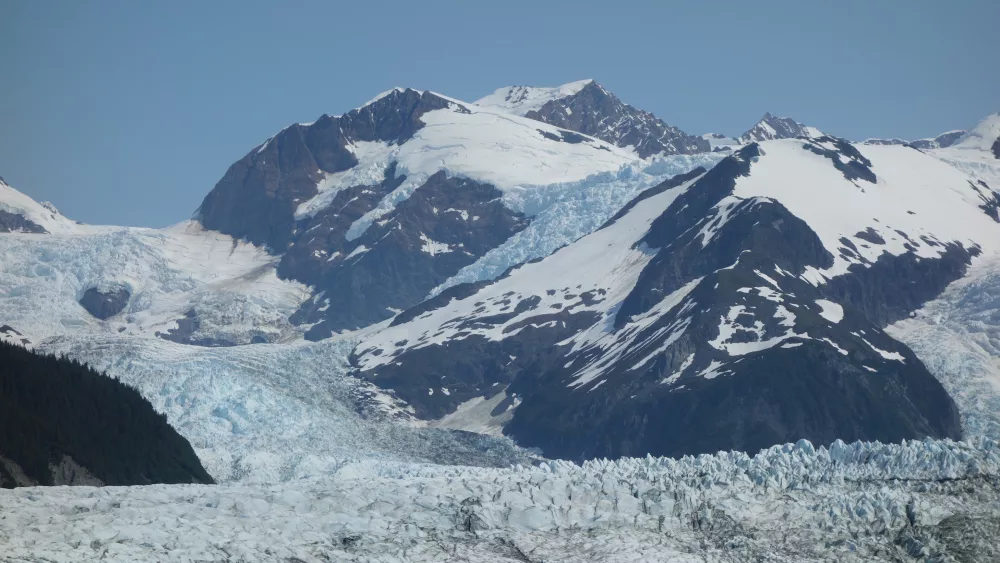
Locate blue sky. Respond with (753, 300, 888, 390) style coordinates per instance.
(1, 0, 997, 227)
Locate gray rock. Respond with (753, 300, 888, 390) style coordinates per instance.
(196, 89, 452, 251)
(0, 210, 46, 233)
(78, 287, 130, 320)
(739, 112, 815, 143)
(353, 144, 964, 462)
(523, 81, 709, 158)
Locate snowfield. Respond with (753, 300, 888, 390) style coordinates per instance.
(0, 220, 310, 345)
(2, 438, 998, 562)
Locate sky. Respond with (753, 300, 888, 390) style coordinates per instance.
(1, 1, 998, 227)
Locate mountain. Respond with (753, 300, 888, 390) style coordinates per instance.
(738, 112, 823, 143)
(863, 130, 966, 149)
(0, 177, 75, 234)
(351, 137, 1000, 460)
(951, 112, 1000, 154)
(926, 113, 1000, 188)
(701, 132, 741, 152)
(3, 79, 1000, 481)
(194, 87, 715, 339)
(476, 80, 710, 157)
(0, 338, 213, 487)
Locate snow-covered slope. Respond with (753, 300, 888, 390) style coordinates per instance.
(4, 437, 998, 562)
(353, 137, 1000, 460)
(738, 112, 824, 143)
(0, 176, 79, 234)
(0, 220, 310, 345)
(473, 79, 595, 115)
(863, 130, 966, 150)
(0, 188, 530, 483)
(701, 132, 741, 151)
(928, 113, 1000, 188)
(476, 80, 710, 157)
(196, 87, 682, 338)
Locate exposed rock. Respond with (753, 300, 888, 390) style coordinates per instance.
(800, 136, 876, 183)
(0, 209, 47, 233)
(157, 309, 238, 347)
(49, 455, 104, 486)
(79, 286, 130, 320)
(0, 454, 35, 488)
(523, 81, 709, 157)
(290, 172, 530, 337)
(196, 89, 452, 251)
(739, 112, 819, 143)
(0, 324, 30, 347)
(353, 144, 967, 461)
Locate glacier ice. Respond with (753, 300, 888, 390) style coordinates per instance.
(2, 437, 997, 562)
(890, 253, 1000, 441)
(433, 153, 724, 295)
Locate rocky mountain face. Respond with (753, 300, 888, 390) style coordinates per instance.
(196, 88, 619, 337)
(197, 89, 452, 251)
(738, 112, 821, 143)
(477, 80, 709, 157)
(912, 130, 966, 149)
(522, 81, 709, 157)
(351, 137, 1000, 461)
(285, 170, 530, 339)
(0, 210, 46, 233)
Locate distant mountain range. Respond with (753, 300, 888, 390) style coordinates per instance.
(2, 80, 999, 480)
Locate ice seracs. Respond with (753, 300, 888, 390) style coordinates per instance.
(3, 437, 997, 562)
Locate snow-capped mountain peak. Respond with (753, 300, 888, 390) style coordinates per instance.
(360, 86, 427, 109)
(476, 79, 709, 158)
(473, 79, 595, 115)
(952, 112, 1000, 153)
(739, 112, 823, 143)
(0, 176, 79, 234)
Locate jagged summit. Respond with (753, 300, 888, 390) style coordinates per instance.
(738, 112, 823, 143)
(477, 79, 709, 157)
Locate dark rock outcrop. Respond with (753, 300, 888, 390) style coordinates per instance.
(352, 143, 966, 462)
(801, 136, 876, 183)
(196, 89, 452, 251)
(523, 81, 709, 157)
(992, 137, 1000, 159)
(739, 112, 817, 143)
(0, 210, 46, 233)
(79, 287, 130, 320)
(0, 325, 30, 347)
(289, 172, 530, 337)
(196, 90, 534, 336)
(910, 130, 966, 149)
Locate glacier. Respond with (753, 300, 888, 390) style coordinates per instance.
(433, 152, 724, 295)
(2, 437, 997, 562)
(889, 253, 1000, 441)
